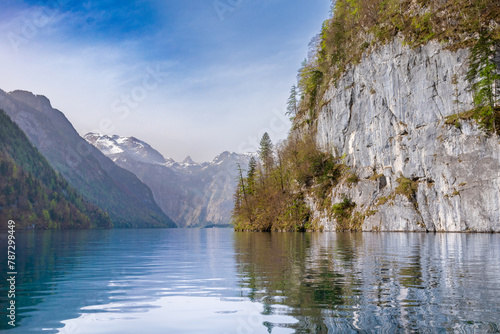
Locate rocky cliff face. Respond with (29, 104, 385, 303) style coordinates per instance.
(309, 39, 500, 232)
(85, 133, 252, 227)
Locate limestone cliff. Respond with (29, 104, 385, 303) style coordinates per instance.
(307, 40, 500, 232)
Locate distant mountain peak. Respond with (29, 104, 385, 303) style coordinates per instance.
(84, 133, 167, 165)
(212, 151, 233, 165)
(9, 90, 53, 111)
(85, 131, 253, 227)
(182, 156, 195, 165)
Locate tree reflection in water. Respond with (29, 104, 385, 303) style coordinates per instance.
(233, 232, 500, 333)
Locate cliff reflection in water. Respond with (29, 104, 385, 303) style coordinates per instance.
(233, 232, 500, 333)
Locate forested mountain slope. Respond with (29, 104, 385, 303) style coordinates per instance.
(0, 110, 112, 230)
(0, 90, 176, 228)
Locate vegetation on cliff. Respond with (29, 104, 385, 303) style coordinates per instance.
(0, 110, 112, 230)
(233, 0, 499, 231)
(294, 0, 499, 121)
(446, 28, 500, 134)
(233, 132, 358, 231)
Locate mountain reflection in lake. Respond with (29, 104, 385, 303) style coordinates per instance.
(0, 229, 499, 333)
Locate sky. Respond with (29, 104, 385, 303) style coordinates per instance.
(0, 0, 331, 162)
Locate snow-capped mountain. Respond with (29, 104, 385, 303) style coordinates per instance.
(85, 133, 253, 228)
(84, 133, 174, 165)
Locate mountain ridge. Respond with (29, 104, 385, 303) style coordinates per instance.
(0, 89, 176, 228)
(85, 133, 253, 227)
(0, 109, 113, 230)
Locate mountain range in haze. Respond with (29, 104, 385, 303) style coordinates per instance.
(85, 133, 252, 227)
(0, 89, 175, 228)
(0, 88, 251, 229)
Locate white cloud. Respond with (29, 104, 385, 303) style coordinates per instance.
(0, 0, 330, 161)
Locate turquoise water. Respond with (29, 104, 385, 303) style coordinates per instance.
(1, 229, 499, 333)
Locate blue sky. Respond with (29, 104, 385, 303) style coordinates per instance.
(0, 0, 331, 161)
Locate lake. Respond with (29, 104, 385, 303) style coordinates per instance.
(1, 229, 499, 333)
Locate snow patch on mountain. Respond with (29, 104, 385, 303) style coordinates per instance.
(84, 133, 253, 227)
(84, 133, 167, 165)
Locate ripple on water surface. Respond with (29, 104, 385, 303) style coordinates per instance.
(0, 229, 499, 333)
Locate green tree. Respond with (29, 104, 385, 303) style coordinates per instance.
(246, 156, 257, 194)
(28, 213, 37, 224)
(42, 209, 50, 222)
(298, 57, 324, 112)
(235, 163, 253, 224)
(467, 30, 500, 133)
(286, 85, 298, 118)
(259, 133, 274, 172)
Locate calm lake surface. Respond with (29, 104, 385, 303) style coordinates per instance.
(0, 229, 499, 333)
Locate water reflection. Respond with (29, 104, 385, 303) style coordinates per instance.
(234, 232, 500, 333)
(0, 230, 499, 333)
(0, 229, 298, 333)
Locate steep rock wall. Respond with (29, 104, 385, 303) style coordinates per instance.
(312, 39, 500, 232)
